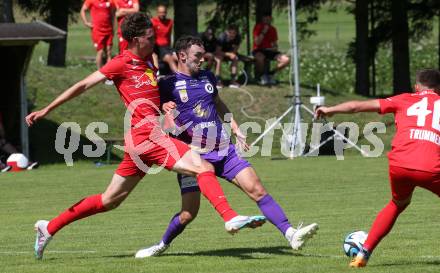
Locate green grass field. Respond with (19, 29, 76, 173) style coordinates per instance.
(1, 157, 440, 273)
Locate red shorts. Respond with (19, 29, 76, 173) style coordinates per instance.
(91, 31, 113, 51)
(389, 165, 440, 201)
(115, 128, 190, 178)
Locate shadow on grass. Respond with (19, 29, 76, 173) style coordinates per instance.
(375, 258, 440, 267)
(103, 246, 293, 260)
(29, 119, 121, 164)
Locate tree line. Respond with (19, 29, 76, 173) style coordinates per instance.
(1, 0, 439, 95)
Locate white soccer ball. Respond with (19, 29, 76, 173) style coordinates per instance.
(6, 153, 29, 171)
(343, 230, 368, 257)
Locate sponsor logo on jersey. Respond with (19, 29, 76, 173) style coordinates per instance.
(144, 68, 157, 87)
(193, 102, 209, 118)
(176, 80, 186, 86)
(205, 83, 214, 93)
(179, 89, 189, 102)
(189, 79, 198, 87)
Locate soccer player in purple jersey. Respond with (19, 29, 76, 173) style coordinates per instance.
(135, 35, 318, 258)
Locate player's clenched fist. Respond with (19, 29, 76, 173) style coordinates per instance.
(314, 106, 333, 119)
(162, 101, 176, 113)
(25, 108, 49, 127)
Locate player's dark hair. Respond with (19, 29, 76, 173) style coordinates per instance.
(227, 24, 238, 31)
(416, 69, 440, 92)
(121, 12, 153, 42)
(175, 35, 205, 57)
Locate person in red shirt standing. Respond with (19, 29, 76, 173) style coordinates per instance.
(151, 4, 178, 73)
(114, 0, 139, 53)
(315, 69, 440, 268)
(26, 12, 264, 260)
(252, 13, 290, 86)
(80, 0, 115, 69)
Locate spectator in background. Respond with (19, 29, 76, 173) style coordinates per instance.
(114, 0, 140, 53)
(253, 13, 290, 86)
(80, 0, 115, 69)
(199, 27, 219, 76)
(0, 112, 38, 172)
(215, 25, 241, 88)
(151, 4, 178, 73)
(0, 112, 19, 156)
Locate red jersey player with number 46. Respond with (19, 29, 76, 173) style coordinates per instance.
(315, 69, 440, 268)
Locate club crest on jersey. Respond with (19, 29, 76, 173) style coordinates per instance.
(179, 89, 189, 102)
(205, 83, 214, 93)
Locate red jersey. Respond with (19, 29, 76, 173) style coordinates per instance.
(151, 17, 173, 47)
(114, 0, 139, 36)
(253, 23, 277, 50)
(84, 0, 115, 34)
(379, 90, 440, 173)
(100, 50, 160, 132)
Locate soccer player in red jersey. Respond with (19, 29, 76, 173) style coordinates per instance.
(114, 0, 139, 53)
(80, 0, 115, 68)
(315, 69, 440, 268)
(151, 4, 178, 73)
(252, 13, 290, 85)
(26, 13, 265, 260)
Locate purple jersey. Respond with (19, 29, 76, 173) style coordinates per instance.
(159, 70, 230, 152)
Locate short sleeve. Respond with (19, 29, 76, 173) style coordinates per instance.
(253, 24, 261, 37)
(84, 0, 92, 8)
(206, 71, 218, 97)
(99, 57, 124, 81)
(378, 94, 408, 114)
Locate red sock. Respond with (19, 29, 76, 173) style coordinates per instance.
(196, 171, 238, 222)
(363, 200, 408, 252)
(47, 194, 107, 236)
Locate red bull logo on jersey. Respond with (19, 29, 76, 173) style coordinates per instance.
(144, 68, 157, 87)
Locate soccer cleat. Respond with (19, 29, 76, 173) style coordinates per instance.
(286, 223, 319, 250)
(34, 220, 52, 260)
(349, 255, 368, 268)
(224, 215, 266, 234)
(135, 241, 169, 258)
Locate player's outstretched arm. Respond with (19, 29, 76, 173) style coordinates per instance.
(25, 71, 107, 127)
(315, 99, 380, 119)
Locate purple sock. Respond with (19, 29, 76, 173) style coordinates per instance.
(257, 194, 292, 235)
(161, 213, 186, 245)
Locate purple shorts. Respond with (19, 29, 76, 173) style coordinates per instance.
(177, 144, 251, 194)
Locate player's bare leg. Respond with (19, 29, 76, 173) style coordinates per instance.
(351, 196, 412, 267)
(135, 191, 200, 258)
(232, 167, 318, 250)
(172, 150, 265, 233)
(105, 45, 112, 64)
(95, 49, 104, 69)
(34, 174, 142, 259)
